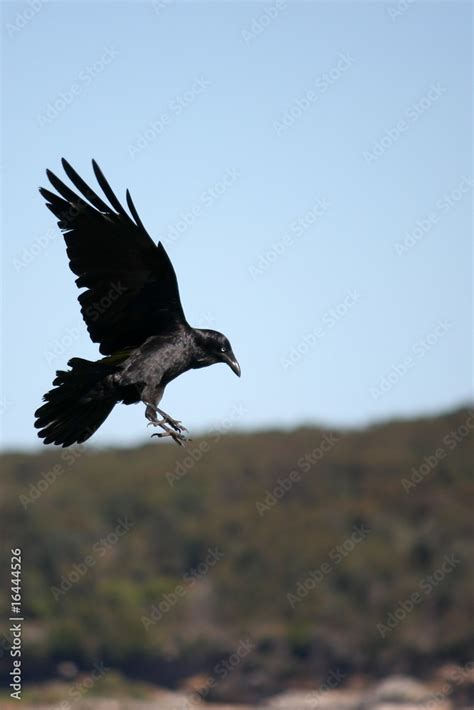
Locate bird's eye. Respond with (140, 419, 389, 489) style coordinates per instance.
(220, 346, 227, 353)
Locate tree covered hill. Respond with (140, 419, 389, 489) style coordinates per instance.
(1, 407, 473, 694)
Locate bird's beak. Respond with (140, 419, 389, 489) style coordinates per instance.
(222, 351, 241, 377)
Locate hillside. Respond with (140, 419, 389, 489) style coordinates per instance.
(1, 407, 473, 700)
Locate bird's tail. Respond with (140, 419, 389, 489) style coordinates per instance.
(35, 357, 117, 447)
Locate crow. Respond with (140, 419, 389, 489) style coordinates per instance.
(34, 159, 240, 447)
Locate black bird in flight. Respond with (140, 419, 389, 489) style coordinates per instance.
(35, 159, 240, 447)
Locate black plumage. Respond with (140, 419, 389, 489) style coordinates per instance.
(35, 159, 240, 447)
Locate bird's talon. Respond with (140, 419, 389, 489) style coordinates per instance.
(151, 430, 188, 446)
(165, 418, 186, 433)
(156, 409, 188, 433)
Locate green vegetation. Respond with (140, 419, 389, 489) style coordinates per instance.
(1, 407, 473, 694)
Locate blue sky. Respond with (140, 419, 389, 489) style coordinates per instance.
(1, 0, 472, 450)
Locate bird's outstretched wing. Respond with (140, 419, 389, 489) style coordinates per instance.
(40, 159, 188, 355)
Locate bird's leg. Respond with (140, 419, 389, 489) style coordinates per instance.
(145, 403, 159, 424)
(156, 407, 188, 433)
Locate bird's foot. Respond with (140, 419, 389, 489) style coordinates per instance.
(156, 408, 188, 434)
(145, 404, 189, 445)
(151, 423, 189, 447)
(147, 416, 188, 434)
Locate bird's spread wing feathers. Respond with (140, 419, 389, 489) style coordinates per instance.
(40, 159, 187, 354)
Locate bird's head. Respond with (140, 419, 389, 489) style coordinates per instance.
(193, 329, 241, 377)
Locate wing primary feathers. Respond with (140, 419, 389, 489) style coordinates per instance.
(46, 169, 89, 210)
(92, 159, 129, 219)
(61, 158, 111, 213)
(126, 189, 149, 235)
(39, 186, 78, 227)
(39, 186, 66, 206)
